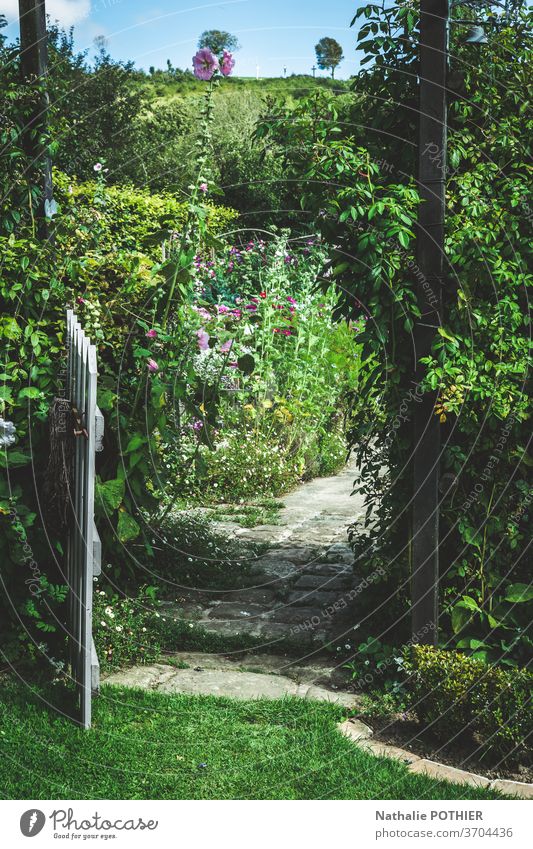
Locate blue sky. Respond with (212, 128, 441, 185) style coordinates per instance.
(4, 0, 362, 78)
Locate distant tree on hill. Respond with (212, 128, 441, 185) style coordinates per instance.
(198, 30, 240, 56)
(314, 37, 344, 78)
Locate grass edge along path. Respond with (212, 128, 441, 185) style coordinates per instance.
(0, 679, 509, 800)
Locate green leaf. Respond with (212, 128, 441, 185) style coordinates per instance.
(0, 317, 22, 340)
(124, 434, 146, 454)
(438, 327, 457, 343)
(117, 510, 141, 543)
(0, 451, 30, 468)
(451, 599, 479, 633)
(398, 230, 409, 248)
(17, 387, 41, 400)
(504, 583, 533, 603)
(96, 478, 125, 513)
(237, 354, 255, 375)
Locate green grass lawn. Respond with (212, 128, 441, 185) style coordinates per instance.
(0, 679, 507, 800)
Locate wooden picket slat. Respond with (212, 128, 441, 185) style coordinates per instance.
(66, 309, 101, 729)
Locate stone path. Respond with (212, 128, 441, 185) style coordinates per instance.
(160, 458, 365, 654)
(105, 461, 366, 702)
(105, 651, 356, 706)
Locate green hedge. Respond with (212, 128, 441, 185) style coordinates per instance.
(405, 645, 532, 759)
(53, 170, 238, 258)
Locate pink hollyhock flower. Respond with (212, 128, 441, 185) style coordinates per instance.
(147, 358, 159, 372)
(232, 309, 242, 319)
(220, 50, 235, 77)
(220, 339, 233, 353)
(197, 328, 210, 351)
(245, 303, 257, 312)
(199, 182, 208, 193)
(146, 329, 158, 339)
(192, 48, 219, 81)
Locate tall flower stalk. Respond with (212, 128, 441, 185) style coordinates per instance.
(160, 48, 233, 330)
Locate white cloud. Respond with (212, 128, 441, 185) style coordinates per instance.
(3, 0, 91, 28)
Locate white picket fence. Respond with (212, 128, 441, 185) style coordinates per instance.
(66, 310, 103, 728)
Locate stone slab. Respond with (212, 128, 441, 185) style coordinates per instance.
(287, 590, 341, 607)
(409, 759, 490, 788)
(156, 668, 296, 699)
(104, 662, 360, 706)
(489, 779, 533, 799)
(299, 685, 355, 708)
(104, 664, 178, 690)
(294, 574, 352, 591)
(359, 739, 421, 764)
(207, 602, 266, 621)
(306, 563, 353, 578)
(265, 605, 324, 625)
(337, 718, 373, 741)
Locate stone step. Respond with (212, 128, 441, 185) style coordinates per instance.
(293, 573, 352, 591)
(287, 590, 341, 607)
(304, 562, 353, 577)
(207, 601, 268, 621)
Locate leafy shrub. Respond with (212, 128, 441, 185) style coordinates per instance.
(204, 430, 301, 499)
(53, 170, 238, 260)
(343, 636, 404, 696)
(404, 645, 533, 760)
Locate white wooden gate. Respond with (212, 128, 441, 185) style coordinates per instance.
(66, 309, 103, 728)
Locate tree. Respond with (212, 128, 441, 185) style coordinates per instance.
(314, 37, 343, 78)
(198, 30, 240, 56)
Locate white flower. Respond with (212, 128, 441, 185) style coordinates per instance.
(104, 606, 115, 618)
(93, 162, 103, 172)
(0, 418, 16, 448)
(115, 625, 123, 632)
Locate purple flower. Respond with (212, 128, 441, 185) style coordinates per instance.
(197, 328, 210, 351)
(147, 358, 159, 372)
(193, 306, 211, 321)
(217, 304, 231, 314)
(220, 50, 235, 77)
(199, 182, 208, 193)
(220, 339, 233, 353)
(245, 303, 257, 312)
(192, 48, 219, 81)
(191, 418, 204, 432)
(287, 296, 297, 305)
(146, 329, 158, 339)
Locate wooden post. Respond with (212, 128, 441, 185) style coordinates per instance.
(18, 0, 54, 231)
(411, 0, 448, 645)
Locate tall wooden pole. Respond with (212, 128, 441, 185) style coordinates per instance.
(411, 0, 449, 645)
(18, 0, 53, 233)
